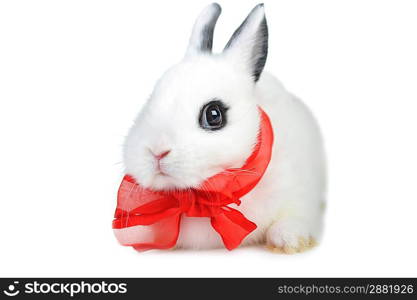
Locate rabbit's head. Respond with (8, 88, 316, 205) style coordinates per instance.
(124, 3, 269, 190)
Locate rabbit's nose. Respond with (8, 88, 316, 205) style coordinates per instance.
(152, 150, 171, 161)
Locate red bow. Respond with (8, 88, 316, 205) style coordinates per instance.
(113, 108, 274, 251)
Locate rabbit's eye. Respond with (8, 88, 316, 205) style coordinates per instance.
(199, 100, 228, 131)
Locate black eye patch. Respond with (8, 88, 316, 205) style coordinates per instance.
(199, 100, 228, 131)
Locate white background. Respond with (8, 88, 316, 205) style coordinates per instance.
(1, 0, 416, 277)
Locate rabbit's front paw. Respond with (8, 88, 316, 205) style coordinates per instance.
(266, 219, 317, 254)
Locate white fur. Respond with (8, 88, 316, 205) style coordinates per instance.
(122, 4, 326, 250)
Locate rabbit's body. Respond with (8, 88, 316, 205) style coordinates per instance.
(175, 72, 326, 251)
(122, 4, 326, 253)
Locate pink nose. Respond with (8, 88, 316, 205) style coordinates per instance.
(153, 150, 171, 161)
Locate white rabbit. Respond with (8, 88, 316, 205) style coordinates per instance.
(123, 3, 326, 253)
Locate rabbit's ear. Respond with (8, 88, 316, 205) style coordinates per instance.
(185, 3, 222, 57)
(223, 4, 268, 82)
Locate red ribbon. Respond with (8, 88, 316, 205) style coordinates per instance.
(113, 108, 274, 251)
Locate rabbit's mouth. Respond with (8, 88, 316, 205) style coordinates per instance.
(155, 170, 169, 177)
(149, 168, 193, 190)
(146, 167, 208, 191)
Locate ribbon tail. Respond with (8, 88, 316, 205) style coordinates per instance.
(210, 208, 257, 250)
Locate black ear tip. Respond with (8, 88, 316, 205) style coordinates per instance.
(252, 4, 266, 18)
(212, 3, 221, 10)
(254, 3, 264, 10)
(209, 3, 222, 15)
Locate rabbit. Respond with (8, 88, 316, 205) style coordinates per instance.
(122, 3, 326, 253)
